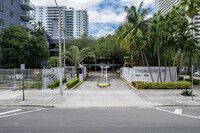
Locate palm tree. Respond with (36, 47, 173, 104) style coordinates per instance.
(47, 57, 59, 68)
(119, 1, 149, 47)
(180, 0, 200, 78)
(180, 0, 200, 32)
(64, 46, 96, 77)
(118, 1, 155, 82)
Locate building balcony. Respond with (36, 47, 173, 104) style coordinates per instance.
(21, 10, 34, 20)
(21, 21, 34, 31)
(21, 0, 35, 10)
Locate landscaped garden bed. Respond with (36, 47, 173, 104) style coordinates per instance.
(66, 78, 79, 89)
(132, 81, 191, 89)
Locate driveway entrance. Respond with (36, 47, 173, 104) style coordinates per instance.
(64, 72, 144, 108)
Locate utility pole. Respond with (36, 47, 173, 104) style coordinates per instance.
(55, 0, 63, 95)
(192, 65, 194, 101)
(63, 29, 66, 78)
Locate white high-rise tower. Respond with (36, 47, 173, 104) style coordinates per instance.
(155, 0, 200, 41)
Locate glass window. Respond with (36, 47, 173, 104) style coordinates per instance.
(0, 4, 4, 13)
(0, 18, 4, 27)
(9, 11, 13, 18)
(10, 0, 13, 6)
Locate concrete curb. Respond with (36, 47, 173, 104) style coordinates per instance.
(0, 104, 55, 108)
(120, 77, 138, 90)
(71, 80, 84, 91)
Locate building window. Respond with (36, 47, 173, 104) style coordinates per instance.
(10, 0, 13, 6)
(0, 4, 4, 13)
(9, 11, 13, 18)
(0, 18, 4, 27)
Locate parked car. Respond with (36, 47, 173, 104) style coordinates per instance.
(116, 69, 120, 74)
(194, 71, 200, 77)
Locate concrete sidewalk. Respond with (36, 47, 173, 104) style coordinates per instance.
(0, 73, 200, 108)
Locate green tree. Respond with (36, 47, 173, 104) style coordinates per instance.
(0, 25, 32, 68)
(180, 0, 200, 78)
(64, 46, 96, 77)
(47, 57, 59, 68)
(28, 22, 49, 68)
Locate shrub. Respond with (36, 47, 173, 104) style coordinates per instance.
(62, 78, 67, 83)
(185, 78, 200, 85)
(66, 78, 79, 89)
(50, 78, 67, 89)
(20, 82, 42, 89)
(178, 76, 184, 81)
(181, 90, 192, 96)
(132, 81, 191, 89)
(180, 72, 190, 75)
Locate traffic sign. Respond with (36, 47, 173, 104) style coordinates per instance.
(20, 64, 25, 70)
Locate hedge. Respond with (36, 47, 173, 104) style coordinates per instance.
(20, 82, 42, 89)
(132, 81, 191, 89)
(185, 78, 200, 85)
(178, 76, 184, 81)
(50, 78, 67, 89)
(66, 78, 79, 89)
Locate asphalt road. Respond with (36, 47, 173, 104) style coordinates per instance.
(0, 107, 200, 133)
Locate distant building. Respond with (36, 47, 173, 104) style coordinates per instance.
(34, 6, 66, 39)
(34, 6, 89, 39)
(0, 0, 35, 32)
(155, 0, 200, 41)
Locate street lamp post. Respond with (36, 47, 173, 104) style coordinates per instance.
(55, 0, 63, 95)
(63, 29, 66, 78)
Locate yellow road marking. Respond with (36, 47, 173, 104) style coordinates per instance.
(70, 80, 84, 91)
(120, 77, 138, 90)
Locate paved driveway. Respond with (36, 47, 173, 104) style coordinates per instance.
(63, 72, 150, 108)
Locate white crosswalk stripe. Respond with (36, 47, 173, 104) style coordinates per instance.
(174, 109, 183, 114)
(0, 109, 22, 116)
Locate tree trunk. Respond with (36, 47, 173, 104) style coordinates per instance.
(176, 50, 183, 81)
(169, 53, 172, 82)
(172, 52, 177, 81)
(141, 52, 145, 66)
(75, 63, 79, 78)
(177, 59, 184, 81)
(157, 43, 162, 82)
(143, 52, 154, 82)
(164, 49, 167, 82)
(189, 55, 192, 79)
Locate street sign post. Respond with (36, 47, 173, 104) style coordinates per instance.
(192, 65, 194, 101)
(21, 64, 25, 101)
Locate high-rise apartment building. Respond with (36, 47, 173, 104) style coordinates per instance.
(0, 0, 34, 32)
(34, 6, 66, 39)
(155, 0, 179, 15)
(34, 6, 89, 39)
(155, 0, 200, 41)
(72, 9, 89, 39)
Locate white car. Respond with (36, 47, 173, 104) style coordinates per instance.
(116, 69, 120, 74)
(194, 71, 200, 77)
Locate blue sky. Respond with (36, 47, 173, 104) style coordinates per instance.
(32, 0, 155, 38)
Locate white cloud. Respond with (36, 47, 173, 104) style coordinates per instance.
(31, 0, 104, 9)
(93, 26, 115, 38)
(88, 9, 126, 23)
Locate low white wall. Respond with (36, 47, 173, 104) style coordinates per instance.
(121, 67, 177, 83)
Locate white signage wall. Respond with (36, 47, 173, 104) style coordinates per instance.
(121, 67, 177, 83)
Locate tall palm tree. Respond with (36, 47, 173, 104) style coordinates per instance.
(118, 1, 155, 82)
(180, 0, 200, 32)
(119, 1, 149, 47)
(64, 46, 96, 77)
(180, 0, 200, 78)
(149, 12, 166, 82)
